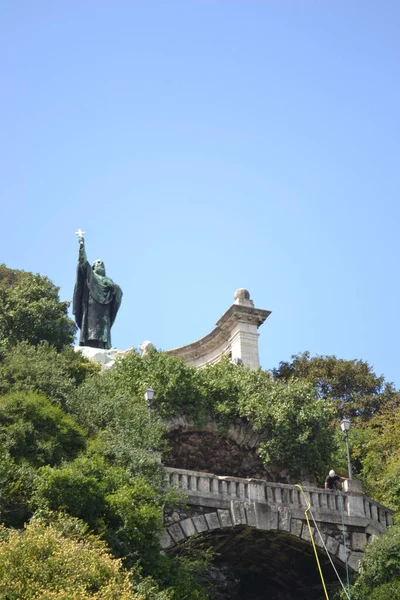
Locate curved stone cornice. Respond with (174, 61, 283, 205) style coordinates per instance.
(165, 290, 271, 369)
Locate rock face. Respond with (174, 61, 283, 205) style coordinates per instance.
(165, 430, 270, 480)
(164, 417, 291, 482)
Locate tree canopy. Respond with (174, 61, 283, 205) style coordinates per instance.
(0, 516, 142, 600)
(70, 350, 337, 481)
(0, 341, 98, 407)
(345, 525, 400, 600)
(0, 264, 76, 351)
(273, 351, 396, 418)
(0, 391, 86, 468)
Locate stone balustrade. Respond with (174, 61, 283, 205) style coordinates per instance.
(164, 466, 393, 530)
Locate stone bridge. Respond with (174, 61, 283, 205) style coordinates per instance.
(161, 467, 393, 599)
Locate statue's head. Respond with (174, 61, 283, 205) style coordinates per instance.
(92, 259, 106, 276)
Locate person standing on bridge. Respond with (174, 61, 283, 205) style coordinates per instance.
(324, 470, 347, 490)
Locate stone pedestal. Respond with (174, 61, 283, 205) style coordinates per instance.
(74, 346, 127, 370)
(343, 479, 365, 518)
(343, 479, 363, 494)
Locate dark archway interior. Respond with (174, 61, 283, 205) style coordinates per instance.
(171, 527, 347, 600)
(164, 430, 271, 479)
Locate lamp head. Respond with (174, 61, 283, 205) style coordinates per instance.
(144, 387, 155, 404)
(340, 418, 351, 433)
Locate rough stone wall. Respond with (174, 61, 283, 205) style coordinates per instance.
(164, 417, 292, 482)
(164, 430, 271, 480)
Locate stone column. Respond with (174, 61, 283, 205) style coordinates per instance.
(218, 289, 270, 370)
(230, 321, 261, 370)
(343, 480, 366, 518)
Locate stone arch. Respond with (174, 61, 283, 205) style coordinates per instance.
(161, 501, 361, 574)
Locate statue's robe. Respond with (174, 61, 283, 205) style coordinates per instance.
(73, 247, 122, 349)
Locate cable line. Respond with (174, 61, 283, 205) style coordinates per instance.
(295, 484, 331, 600)
(308, 502, 350, 599)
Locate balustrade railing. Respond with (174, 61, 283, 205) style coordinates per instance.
(164, 466, 392, 528)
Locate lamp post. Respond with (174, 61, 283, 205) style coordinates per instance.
(340, 417, 353, 480)
(144, 387, 161, 463)
(144, 387, 155, 425)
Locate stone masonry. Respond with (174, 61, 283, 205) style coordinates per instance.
(162, 467, 393, 575)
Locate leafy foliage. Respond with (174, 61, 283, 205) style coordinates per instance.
(273, 351, 396, 418)
(0, 392, 86, 468)
(32, 453, 164, 568)
(0, 515, 142, 600)
(70, 352, 337, 481)
(72, 348, 204, 425)
(0, 454, 35, 527)
(346, 525, 400, 599)
(199, 359, 336, 478)
(0, 341, 98, 407)
(0, 264, 76, 351)
(357, 405, 400, 512)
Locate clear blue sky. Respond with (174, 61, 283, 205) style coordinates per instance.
(1, 1, 399, 386)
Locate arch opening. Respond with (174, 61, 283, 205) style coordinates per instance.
(169, 526, 349, 600)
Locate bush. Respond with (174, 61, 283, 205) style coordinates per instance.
(0, 342, 98, 407)
(32, 452, 164, 571)
(0, 264, 76, 350)
(0, 392, 86, 467)
(347, 525, 400, 599)
(0, 453, 35, 527)
(0, 515, 141, 600)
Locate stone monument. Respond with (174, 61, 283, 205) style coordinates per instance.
(73, 229, 123, 350)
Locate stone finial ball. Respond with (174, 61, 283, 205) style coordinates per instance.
(234, 288, 251, 301)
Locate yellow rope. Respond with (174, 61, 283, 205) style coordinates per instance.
(295, 484, 330, 600)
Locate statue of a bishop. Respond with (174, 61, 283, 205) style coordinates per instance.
(73, 232, 122, 349)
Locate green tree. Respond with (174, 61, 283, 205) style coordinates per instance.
(358, 405, 400, 511)
(0, 392, 86, 526)
(0, 392, 86, 468)
(0, 454, 35, 527)
(0, 515, 142, 600)
(273, 351, 396, 418)
(32, 451, 164, 567)
(31, 453, 207, 598)
(71, 352, 337, 481)
(0, 264, 76, 351)
(0, 341, 98, 407)
(345, 525, 400, 599)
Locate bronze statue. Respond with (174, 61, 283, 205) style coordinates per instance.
(73, 230, 122, 349)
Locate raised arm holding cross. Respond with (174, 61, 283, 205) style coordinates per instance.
(75, 229, 85, 247)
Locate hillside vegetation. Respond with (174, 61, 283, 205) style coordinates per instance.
(0, 264, 399, 599)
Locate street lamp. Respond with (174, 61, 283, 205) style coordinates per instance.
(144, 387, 155, 422)
(340, 417, 353, 480)
(144, 387, 155, 406)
